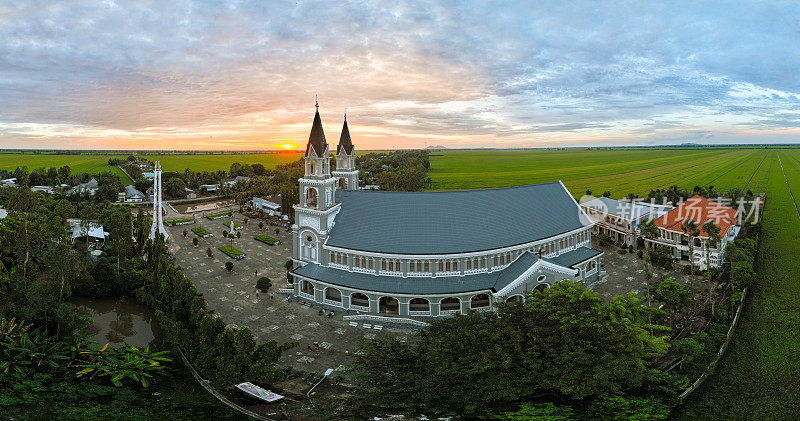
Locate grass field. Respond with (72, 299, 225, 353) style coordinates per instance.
(0, 151, 304, 175)
(427, 147, 800, 419)
(427, 148, 779, 197)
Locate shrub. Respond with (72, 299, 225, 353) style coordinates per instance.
(653, 278, 691, 311)
(182, 229, 188, 237)
(236, 231, 241, 239)
(683, 264, 693, 275)
(617, 248, 628, 254)
(597, 233, 613, 247)
(222, 230, 228, 238)
(191, 227, 212, 237)
(259, 221, 264, 230)
(192, 237, 199, 246)
(637, 250, 644, 258)
(225, 261, 233, 272)
(254, 235, 278, 245)
(256, 277, 271, 292)
(206, 247, 213, 257)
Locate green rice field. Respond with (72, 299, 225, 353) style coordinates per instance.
(429, 147, 800, 419)
(427, 148, 778, 197)
(0, 151, 304, 174)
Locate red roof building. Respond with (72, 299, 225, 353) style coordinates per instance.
(654, 195, 737, 238)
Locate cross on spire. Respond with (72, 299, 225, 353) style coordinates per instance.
(315, 94, 319, 112)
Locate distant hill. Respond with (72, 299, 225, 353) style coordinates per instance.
(425, 145, 447, 150)
(680, 142, 702, 146)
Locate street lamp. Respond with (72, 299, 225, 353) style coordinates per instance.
(307, 368, 334, 403)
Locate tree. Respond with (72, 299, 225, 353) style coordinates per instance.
(206, 247, 213, 258)
(353, 281, 671, 416)
(225, 261, 233, 272)
(653, 278, 691, 311)
(9, 186, 39, 285)
(256, 277, 271, 292)
(259, 221, 264, 230)
(701, 220, 721, 282)
(134, 176, 151, 193)
(731, 261, 756, 288)
(192, 237, 199, 247)
(183, 229, 188, 237)
(236, 231, 241, 239)
(164, 177, 187, 198)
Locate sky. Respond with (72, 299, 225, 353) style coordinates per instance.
(1, 1, 800, 150)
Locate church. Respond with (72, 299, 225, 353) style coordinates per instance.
(290, 104, 604, 318)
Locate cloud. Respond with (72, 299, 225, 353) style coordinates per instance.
(1, 0, 799, 149)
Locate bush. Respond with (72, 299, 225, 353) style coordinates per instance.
(192, 227, 212, 237)
(256, 277, 271, 292)
(637, 250, 644, 258)
(254, 234, 278, 245)
(617, 248, 628, 254)
(683, 264, 693, 275)
(192, 237, 199, 246)
(653, 278, 691, 311)
(597, 233, 613, 247)
(206, 247, 212, 257)
(225, 261, 233, 272)
(218, 245, 246, 259)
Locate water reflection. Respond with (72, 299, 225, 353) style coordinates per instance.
(73, 296, 160, 348)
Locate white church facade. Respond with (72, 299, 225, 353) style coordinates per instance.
(290, 104, 604, 318)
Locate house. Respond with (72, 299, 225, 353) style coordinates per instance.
(184, 188, 197, 199)
(0, 207, 7, 219)
(70, 179, 99, 196)
(221, 176, 251, 186)
(124, 185, 146, 202)
(250, 195, 282, 216)
(1, 178, 17, 188)
(143, 172, 155, 181)
(580, 197, 672, 246)
(199, 184, 220, 193)
(66, 218, 109, 246)
(644, 195, 739, 269)
(31, 185, 54, 194)
(362, 184, 380, 191)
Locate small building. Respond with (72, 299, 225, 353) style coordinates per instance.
(361, 184, 380, 191)
(0, 206, 7, 219)
(199, 184, 220, 193)
(70, 179, 99, 196)
(143, 172, 155, 181)
(66, 218, 109, 246)
(580, 197, 672, 246)
(221, 176, 251, 186)
(645, 195, 739, 269)
(1, 178, 17, 188)
(124, 185, 146, 202)
(184, 187, 197, 199)
(31, 185, 54, 194)
(250, 195, 282, 216)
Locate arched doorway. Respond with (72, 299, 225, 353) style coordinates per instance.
(379, 296, 399, 314)
(338, 178, 346, 189)
(440, 297, 461, 312)
(409, 298, 430, 313)
(351, 292, 369, 308)
(325, 287, 342, 303)
(470, 294, 490, 309)
(301, 280, 314, 295)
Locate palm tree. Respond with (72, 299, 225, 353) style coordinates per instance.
(681, 218, 699, 279)
(9, 187, 38, 286)
(701, 220, 722, 279)
(640, 220, 660, 307)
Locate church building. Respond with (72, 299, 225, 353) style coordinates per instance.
(290, 104, 604, 318)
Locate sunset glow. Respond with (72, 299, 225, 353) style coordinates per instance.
(1, 2, 799, 150)
(281, 143, 297, 150)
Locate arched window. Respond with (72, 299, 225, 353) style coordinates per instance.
(351, 293, 369, 308)
(534, 283, 549, 292)
(440, 297, 460, 311)
(409, 298, 430, 312)
(379, 296, 399, 314)
(325, 287, 342, 302)
(506, 294, 524, 303)
(694, 238, 702, 248)
(306, 187, 318, 207)
(470, 294, 490, 309)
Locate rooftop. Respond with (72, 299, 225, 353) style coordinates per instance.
(581, 197, 671, 220)
(326, 181, 591, 255)
(654, 195, 737, 237)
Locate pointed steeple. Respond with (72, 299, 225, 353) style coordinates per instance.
(337, 112, 354, 155)
(305, 100, 328, 157)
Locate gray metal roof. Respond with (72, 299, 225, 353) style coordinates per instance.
(544, 246, 603, 268)
(327, 182, 589, 254)
(292, 251, 544, 295)
(125, 185, 145, 198)
(582, 197, 668, 221)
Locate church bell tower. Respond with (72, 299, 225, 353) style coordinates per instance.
(332, 112, 359, 190)
(292, 101, 340, 265)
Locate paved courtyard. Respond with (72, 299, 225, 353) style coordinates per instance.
(166, 212, 408, 376)
(591, 240, 702, 300)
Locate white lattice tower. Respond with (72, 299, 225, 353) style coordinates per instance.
(149, 161, 169, 241)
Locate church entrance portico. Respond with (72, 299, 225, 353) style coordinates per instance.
(379, 296, 399, 314)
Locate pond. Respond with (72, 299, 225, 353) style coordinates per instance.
(73, 296, 161, 348)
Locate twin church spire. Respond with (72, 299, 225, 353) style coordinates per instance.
(305, 101, 354, 160)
